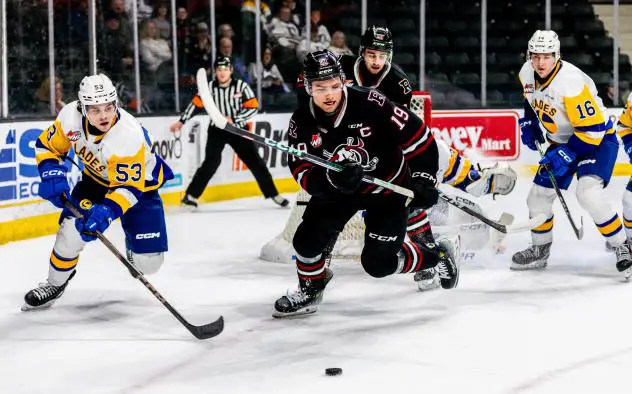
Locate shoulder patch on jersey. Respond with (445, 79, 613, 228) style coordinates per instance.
(67, 130, 81, 141)
(524, 83, 534, 94)
(367, 90, 386, 107)
(399, 79, 412, 95)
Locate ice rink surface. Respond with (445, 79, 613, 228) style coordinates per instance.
(2, 177, 632, 394)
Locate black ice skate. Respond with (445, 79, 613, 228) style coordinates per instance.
(511, 243, 551, 270)
(22, 270, 76, 311)
(181, 194, 198, 208)
(414, 268, 441, 291)
(614, 242, 632, 280)
(271, 195, 290, 207)
(273, 268, 333, 318)
(435, 237, 460, 289)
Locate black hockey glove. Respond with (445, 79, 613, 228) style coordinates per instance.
(326, 160, 364, 194)
(411, 176, 439, 209)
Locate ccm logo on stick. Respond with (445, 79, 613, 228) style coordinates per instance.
(136, 232, 161, 239)
(368, 233, 398, 242)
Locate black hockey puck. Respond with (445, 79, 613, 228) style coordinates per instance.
(325, 367, 342, 376)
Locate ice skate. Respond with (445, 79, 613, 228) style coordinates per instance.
(434, 236, 460, 289)
(615, 242, 632, 280)
(181, 194, 198, 209)
(22, 270, 76, 311)
(273, 268, 333, 318)
(271, 195, 290, 208)
(511, 243, 551, 270)
(414, 268, 441, 291)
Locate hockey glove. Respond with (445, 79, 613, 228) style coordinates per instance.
(519, 117, 545, 151)
(411, 175, 439, 209)
(38, 163, 70, 209)
(539, 145, 576, 177)
(326, 160, 364, 194)
(75, 204, 116, 242)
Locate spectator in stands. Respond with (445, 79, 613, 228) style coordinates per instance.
(109, 0, 132, 43)
(241, 0, 272, 65)
(297, 24, 330, 61)
(124, 0, 152, 20)
(33, 76, 65, 114)
(151, 2, 171, 41)
(306, 9, 331, 47)
(218, 37, 248, 82)
(248, 47, 288, 94)
(186, 22, 213, 76)
(98, 12, 134, 83)
(328, 31, 353, 56)
(604, 80, 631, 107)
(139, 19, 172, 73)
(280, 0, 302, 27)
(218, 23, 235, 41)
(265, 6, 301, 51)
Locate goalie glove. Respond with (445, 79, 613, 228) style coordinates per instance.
(465, 163, 517, 197)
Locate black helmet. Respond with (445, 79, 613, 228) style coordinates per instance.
(213, 55, 232, 69)
(360, 26, 393, 60)
(302, 50, 345, 95)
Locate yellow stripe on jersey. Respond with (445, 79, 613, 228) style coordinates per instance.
(574, 131, 603, 146)
(144, 165, 164, 192)
(105, 190, 133, 214)
(107, 145, 146, 190)
(597, 214, 623, 237)
(35, 120, 71, 165)
(532, 216, 554, 233)
(624, 217, 632, 229)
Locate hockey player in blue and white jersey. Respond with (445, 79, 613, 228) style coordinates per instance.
(512, 30, 632, 277)
(616, 92, 632, 243)
(22, 74, 174, 311)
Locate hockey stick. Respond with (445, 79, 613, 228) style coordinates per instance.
(61, 194, 224, 340)
(437, 191, 547, 233)
(195, 68, 415, 205)
(535, 141, 584, 240)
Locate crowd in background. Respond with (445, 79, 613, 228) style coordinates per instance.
(5, 0, 358, 116)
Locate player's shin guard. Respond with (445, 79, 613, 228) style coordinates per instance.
(48, 218, 86, 285)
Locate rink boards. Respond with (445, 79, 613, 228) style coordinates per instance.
(0, 109, 629, 244)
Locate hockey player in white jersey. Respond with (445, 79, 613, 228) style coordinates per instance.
(512, 30, 632, 277)
(22, 74, 174, 311)
(616, 92, 632, 243)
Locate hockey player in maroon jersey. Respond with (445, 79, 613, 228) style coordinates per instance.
(297, 27, 517, 291)
(272, 50, 459, 318)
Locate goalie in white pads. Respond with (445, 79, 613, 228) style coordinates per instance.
(616, 93, 632, 244)
(512, 30, 632, 276)
(22, 74, 174, 311)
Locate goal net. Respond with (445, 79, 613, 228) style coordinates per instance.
(260, 91, 451, 263)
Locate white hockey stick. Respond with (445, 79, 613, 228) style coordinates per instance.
(195, 68, 415, 204)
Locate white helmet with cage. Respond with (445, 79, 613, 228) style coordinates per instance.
(78, 74, 118, 115)
(527, 30, 560, 63)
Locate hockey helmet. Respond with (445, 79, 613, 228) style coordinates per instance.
(527, 30, 560, 63)
(302, 50, 345, 95)
(78, 74, 118, 115)
(360, 26, 393, 61)
(214, 55, 233, 69)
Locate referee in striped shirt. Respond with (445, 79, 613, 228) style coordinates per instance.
(170, 56, 289, 208)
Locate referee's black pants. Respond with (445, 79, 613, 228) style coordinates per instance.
(185, 125, 279, 199)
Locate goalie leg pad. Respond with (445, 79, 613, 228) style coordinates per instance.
(527, 184, 556, 245)
(623, 178, 632, 240)
(576, 175, 626, 246)
(48, 218, 87, 286)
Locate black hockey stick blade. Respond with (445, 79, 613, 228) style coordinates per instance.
(186, 316, 225, 339)
(61, 194, 224, 340)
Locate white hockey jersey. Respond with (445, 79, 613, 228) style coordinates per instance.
(616, 92, 632, 149)
(35, 101, 172, 217)
(518, 60, 614, 156)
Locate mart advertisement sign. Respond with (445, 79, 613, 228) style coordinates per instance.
(431, 110, 521, 160)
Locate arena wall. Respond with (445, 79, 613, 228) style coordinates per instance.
(0, 110, 629, 244)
